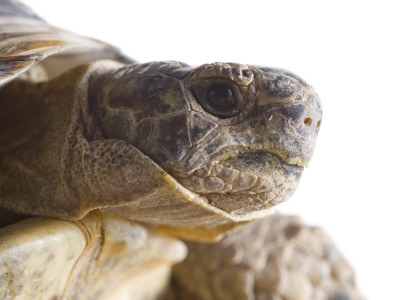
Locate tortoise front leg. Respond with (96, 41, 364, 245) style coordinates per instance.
(167, 215, 363, 300)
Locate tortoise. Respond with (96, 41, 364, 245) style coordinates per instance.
(0, 1, 362, 299)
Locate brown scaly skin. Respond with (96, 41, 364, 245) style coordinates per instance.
(91, 62, 322, 217)
(167, 215, 363, 300)
(1, 61, 321, 226)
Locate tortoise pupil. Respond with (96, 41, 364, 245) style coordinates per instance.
(206, 83, 236, 111)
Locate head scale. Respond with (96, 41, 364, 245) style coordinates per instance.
(90, 61, 322, 216)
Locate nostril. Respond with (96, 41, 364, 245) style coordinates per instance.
(317, 120, 321, 128)
(304, 118, 312, 126)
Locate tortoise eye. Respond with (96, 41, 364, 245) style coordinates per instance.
(206, 83, 235, 111)
(191, 79, 245, 118)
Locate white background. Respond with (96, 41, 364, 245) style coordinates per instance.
(22, 1, 400, 299)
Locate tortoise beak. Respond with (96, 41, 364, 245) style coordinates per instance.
(251, 67, 323, 168)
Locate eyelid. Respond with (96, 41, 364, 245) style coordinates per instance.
(190, 78, 246, 118)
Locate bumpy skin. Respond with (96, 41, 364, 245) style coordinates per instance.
(92, 62, 322, 217)
(168, 215, 363, 300)
(1, 2, 322, 230)
(0, 60, 322, 227)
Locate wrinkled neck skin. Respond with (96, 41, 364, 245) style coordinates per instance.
(88, 61, 322, 216)
(0, 60, 321, 227)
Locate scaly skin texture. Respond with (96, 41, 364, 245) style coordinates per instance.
(1, 60, 322, 227)
(168, 215, 363, 300)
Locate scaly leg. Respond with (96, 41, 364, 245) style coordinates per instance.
(167, 215, 363, 300)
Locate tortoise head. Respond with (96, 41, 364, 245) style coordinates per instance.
(92, 61, 322, 216)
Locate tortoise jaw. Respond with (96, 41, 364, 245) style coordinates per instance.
(174, 151, 304, 216)
(211, 149, 308, 169)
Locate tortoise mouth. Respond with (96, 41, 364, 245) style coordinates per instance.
(174, 151, 304, 216)
(206, 144, 308, 169)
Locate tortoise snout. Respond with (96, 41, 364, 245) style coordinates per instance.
(304, 117, 321, 128)
(300, 94, 322, 135)
(248, 67, 323, 167)
(268, 92, 322, 136)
